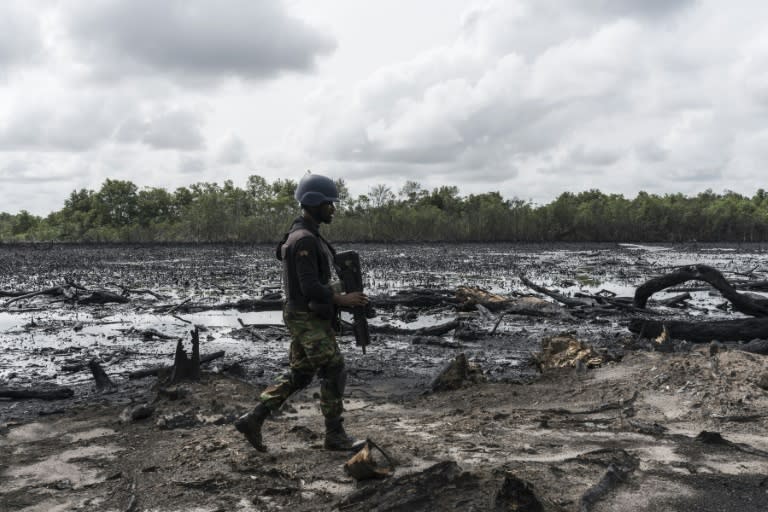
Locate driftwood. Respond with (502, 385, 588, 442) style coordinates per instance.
(634, 264, 768, 317)
(0, 386, 75, 400)
(128, 350, 226, 379)
(629, 317, 768, 343)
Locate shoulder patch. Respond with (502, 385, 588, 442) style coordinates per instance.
(298, 249, 309, 257)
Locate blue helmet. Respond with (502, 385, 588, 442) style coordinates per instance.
(294, 173, 339, 206)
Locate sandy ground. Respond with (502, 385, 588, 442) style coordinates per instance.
(2, 342, 768, 512)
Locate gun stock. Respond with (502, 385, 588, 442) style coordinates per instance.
(334, 251, 371, 353)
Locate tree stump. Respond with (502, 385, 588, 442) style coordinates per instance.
(170, 327, 202, 383)
(89, 358, 117, 392)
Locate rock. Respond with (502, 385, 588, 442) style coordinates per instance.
(120, 404, 155, 423)
(156, 410, 201, 430)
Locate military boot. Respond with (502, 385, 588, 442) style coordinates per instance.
(324, 416, 357, 451)
(234, 403, 270, 452)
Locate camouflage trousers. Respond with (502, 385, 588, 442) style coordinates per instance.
(258, 309, 346, 418)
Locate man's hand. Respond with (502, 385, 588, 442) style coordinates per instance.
(333, 291, 368, 308)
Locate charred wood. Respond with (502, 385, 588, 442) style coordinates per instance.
(155, 298, 191, 314)
(369, 319, 460, 337)
(629, 317, 768, 343)
(519, 275, 590, 308)
(0, 386, 75, 400)
(656, 292, 692, 307)
(634, 264, 768, 317)
(579, 463, 635, 512)
(128, 350, 226, 379)
(89, 358, 117, 392)
(78, 290, 130, 305)
(739, 339, 768, 355)
(106, 282, 167, 300)
(0, 289, 26, 297)
(170, 327, 201, 383)
(373, 289, 461, 309)
(2, 286, 66, 307)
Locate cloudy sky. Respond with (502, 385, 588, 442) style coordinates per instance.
(1, 0, 767, 215)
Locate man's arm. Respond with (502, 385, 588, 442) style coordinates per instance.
(293, 237, 334, 305)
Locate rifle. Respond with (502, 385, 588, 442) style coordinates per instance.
(334, 251, 373, 353)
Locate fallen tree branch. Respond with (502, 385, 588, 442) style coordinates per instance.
(579, 463, 635, 512)
(634, 264, 768, 317)
(0, 387, 75, 400)
(0, 289, 27, 297)
(369, 319, 460, 337)
(106, 282, 167, 300)
(519, 275, 588, 308)
(78, 290, 130, 305)
(2, 286, 66, 307)
(629, 317, 768, 343)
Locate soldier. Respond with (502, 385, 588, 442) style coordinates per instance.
(235, 173, 369, 451)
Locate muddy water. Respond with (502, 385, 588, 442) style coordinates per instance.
(1, 243, 766, 413)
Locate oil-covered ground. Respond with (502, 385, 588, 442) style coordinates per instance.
(1, 242, 768, 511)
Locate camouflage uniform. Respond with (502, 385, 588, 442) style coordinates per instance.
(257, 217, 346, 419)
(259, 310, 345, 417)
(236, 178, 356, 452)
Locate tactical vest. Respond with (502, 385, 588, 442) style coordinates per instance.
(280, 227, 335, 309)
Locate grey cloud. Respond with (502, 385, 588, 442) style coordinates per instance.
(0, 97, 126, 151)
(65, 0, 336, 83)
(0, 157, 83, 183)
(142, 111, 204, 150)
(635, 141, 668, 162)
(578, 0, 695, 18)
(116, 110, 205, 150)
(216, 135, 248, 164)
(569, 145, 621, 166)
(179, 156, 206, 174)
(0, 4, 44, 74)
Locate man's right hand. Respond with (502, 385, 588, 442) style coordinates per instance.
(333, 291, 369, 308)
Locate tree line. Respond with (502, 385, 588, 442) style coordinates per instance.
(2, 176, 768, 243)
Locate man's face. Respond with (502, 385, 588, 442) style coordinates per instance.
(318, 201, 336, 224)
